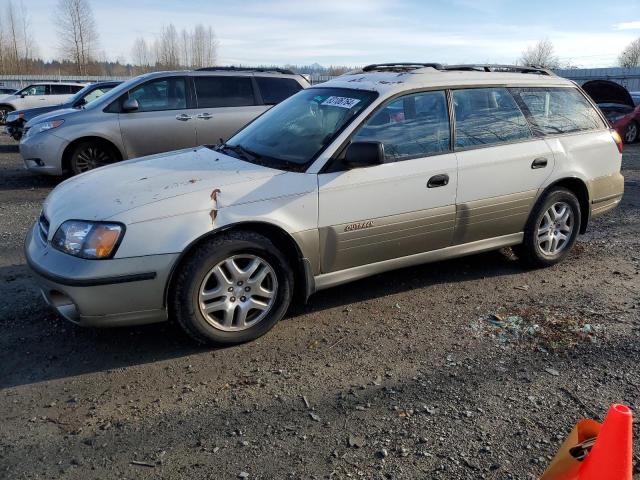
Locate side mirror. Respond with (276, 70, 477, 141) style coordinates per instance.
(74, 98, 87, 108)
(344, 141, 385, 169)
(20, 93, 26, 98)
(122, 98, 139, 112)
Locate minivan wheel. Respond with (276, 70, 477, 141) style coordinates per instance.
(69, 141, 118, 175)
(515, 188, 581, 268)
(624, 121, 638, 144)
(0, 105, 13, 125)
(170, 231, 294, 346)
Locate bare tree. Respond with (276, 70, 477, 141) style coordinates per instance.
(156, 24, 180, 68)
(54, 0, 99, 75)
(188, 24, 217, 68)
(0, 1, 37, 73)
(619, 38, 640, 67)
(131, 36, 151, 70)
(520, 39, 560, 69)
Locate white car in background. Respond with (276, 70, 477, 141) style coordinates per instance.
(0, 82, 86, 124)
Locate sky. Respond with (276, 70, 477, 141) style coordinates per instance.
(24, 0, 640, 68)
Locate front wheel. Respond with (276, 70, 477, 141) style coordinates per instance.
(69, 141, 118, 175)
(515, 188, 581, 268)
(170, 231, 294, 345)
(624, 121, 638, 144)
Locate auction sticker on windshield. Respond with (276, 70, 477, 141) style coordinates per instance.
(321, 96, 361, 108)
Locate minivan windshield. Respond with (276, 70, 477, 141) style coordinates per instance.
(223, 87, 378, 171)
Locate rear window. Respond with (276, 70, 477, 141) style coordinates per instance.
(194, 76, 256, 108)
(511, 87, 605, 135)
(256, 77, 303, 105)
(51, 84, 82, 94)
(453, 87, 532, 148)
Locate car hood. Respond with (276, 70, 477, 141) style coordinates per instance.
(582, 80, 635, 108)
(26, 108, 79, 126)
(15, 103, 71, 120)
(43, 146, 286, 227)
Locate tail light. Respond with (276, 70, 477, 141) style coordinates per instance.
(611, 129, 623, 154)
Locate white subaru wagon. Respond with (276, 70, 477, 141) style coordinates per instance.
(26, 63, 624, 345)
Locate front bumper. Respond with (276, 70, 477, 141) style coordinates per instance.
(25, 224, 179, 327)
(20, 131, 68, 176)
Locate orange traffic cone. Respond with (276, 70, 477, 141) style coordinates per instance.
(579, 404, 633, 480)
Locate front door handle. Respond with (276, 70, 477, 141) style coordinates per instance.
(531, 157, 548, 169)
(427, 174, 449, 188)
(197, 113, 213, 120)
(176, 114, 193, 121)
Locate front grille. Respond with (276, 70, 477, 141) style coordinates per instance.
(38, 212, 50, 242)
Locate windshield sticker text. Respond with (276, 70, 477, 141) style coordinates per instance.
(321, 96, 361, 109)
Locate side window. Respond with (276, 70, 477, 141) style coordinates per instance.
(256, 77, 303, 105)
(128, 77, 187, 112)
(511, 87, 606, 135)
(453, 87, 531, 148)
(50, 84, 72, 94)
(194, 76, 256, 108)
(69, 85, 84, 93)
(351, 90, 450, 161)
(23, 85, 47, 96)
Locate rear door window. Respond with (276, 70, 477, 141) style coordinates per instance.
(255, 77, 303, 105)
(50, 84, 74, 94)
(511, 87, 606, 135)
(128, 77, 187, 112)
(194, 76, 256, 108)
(352, 90, 450, 161)
(453, 87, 532, 149)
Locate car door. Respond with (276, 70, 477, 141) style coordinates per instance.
(318, 90, 458, 273)
(452, 87, 555, 245)
(118, 76, 197, 158)
(192, 75, 268, 145)
(49, 84, 74, 106)
(21, 84, 48, 108)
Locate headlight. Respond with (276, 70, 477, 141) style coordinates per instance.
(25, 119, 64, 137)
(51, 220, 124, 259)
(6, 112, 21, 122)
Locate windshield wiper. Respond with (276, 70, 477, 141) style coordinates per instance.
(214, 143, 257, 161)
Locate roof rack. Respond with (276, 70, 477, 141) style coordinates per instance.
(196, 66, 296, 75)
(362, 63, 444, 72)
(442, 64, 555, 76)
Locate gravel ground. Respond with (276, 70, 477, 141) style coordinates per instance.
(0, 134, 639, 479)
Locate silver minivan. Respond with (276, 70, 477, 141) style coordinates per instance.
(20, 69, 310, 175)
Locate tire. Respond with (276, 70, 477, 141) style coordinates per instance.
(69, 140, 119, 175)
(515, 188, 581, 268)
(624, 121, 638, 144)
(170, 231, 294, 346)
(0, 105, 14, 126)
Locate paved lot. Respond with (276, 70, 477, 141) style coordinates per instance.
(0, 134, 639, 479)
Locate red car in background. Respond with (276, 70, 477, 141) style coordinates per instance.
(583, 80, 640, 144)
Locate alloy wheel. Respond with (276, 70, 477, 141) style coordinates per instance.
(537, 201, 574, 256)
(0, 109, 8, 125)
(74, 146, 114, 172)
(198, 254, 278, 331)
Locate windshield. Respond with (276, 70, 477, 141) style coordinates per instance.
(225, 87, 378, 171)
(68, 83, 117, 107)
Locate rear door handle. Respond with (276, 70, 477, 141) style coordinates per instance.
(197, 113, 213, 120)
(531, 157, 548, 169)
(176, 114, 193, 121)
(427, 174, 449, 188)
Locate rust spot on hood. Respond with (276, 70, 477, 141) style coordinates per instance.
(209, 188, 221, 226)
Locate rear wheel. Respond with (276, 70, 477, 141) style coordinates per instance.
(170, 231, 294, 345)
(624, 121, 638, 144)
(69, 141, 119, 175)
(0, 105, 14, 125)
(515, 188, 581, 268)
